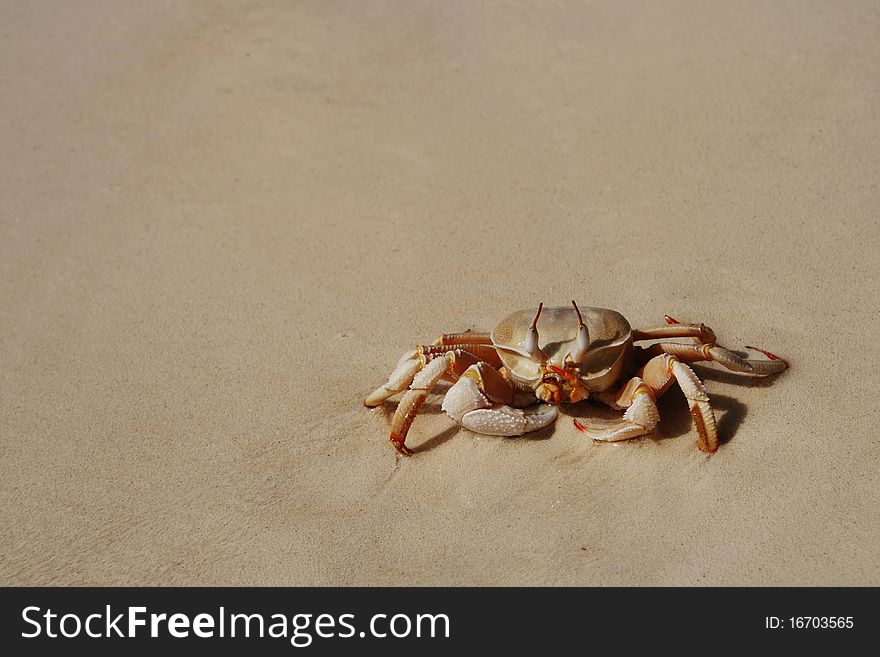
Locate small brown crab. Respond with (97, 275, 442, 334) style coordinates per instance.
(365, 302, 787, 455)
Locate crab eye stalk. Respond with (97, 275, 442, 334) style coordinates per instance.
(570, 300, 590, 363)
(524, 302, 547, 362)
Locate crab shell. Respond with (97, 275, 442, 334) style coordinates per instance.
(491, 306, 634, 394)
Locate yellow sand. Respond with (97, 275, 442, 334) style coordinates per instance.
(2, 1, 878, 585)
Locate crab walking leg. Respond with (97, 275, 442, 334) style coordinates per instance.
(387, 349, 491, 455)
(364, 350, 422, 407)
(668, 359, 719, 452)
(643, 354, 718, 452)
(642, 354, 718, 452)
(418, 343, 502, 368)
(632, 319, 717, 344)
(576, 354, 719, 452)
(643, 341, 788, 376)
(433, 332, 492, 346)
(442, 362, 558, 437)
(364, 341, 500, 407)
(574, 377, 660, 443)
(637, 315, 788, 376)
(388, 354, 452, 456)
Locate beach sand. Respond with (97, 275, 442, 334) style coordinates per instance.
(2, 0, 878, 585)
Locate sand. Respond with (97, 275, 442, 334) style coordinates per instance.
(2, 0, 878, 586)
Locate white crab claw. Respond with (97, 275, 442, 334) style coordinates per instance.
(459, 404, 558, 436)
(441, 372, 558, 437)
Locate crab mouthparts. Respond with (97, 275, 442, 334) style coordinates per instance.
(539, 365, 589, 404)
(537, 381, 562, 404)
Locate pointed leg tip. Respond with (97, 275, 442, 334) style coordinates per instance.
(390, 433, 414, 456)
(744, 345, 788, 367)
(689, 403, 719, 454)
(573, 417, 604, 438)
(664, 315, 680, 324)
(696, 431, 719, 453)
(364, 390, 387, 407)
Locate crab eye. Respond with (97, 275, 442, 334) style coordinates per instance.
(525, 327, 540, 355)
(570, 300, 590, 363)
(525, 302, 546, 361)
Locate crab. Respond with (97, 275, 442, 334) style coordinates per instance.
(364, 302, 787, 455)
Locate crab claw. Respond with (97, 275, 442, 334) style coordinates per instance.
(442, 367, 557, 436)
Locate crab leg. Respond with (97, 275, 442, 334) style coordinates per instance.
(364, 350, 422, 407)
(385, 349, 492, 455)
(574, 377, 660, 443)
(576, 354, 719, 453)
(433, 331, 492, 346)
(633, 317, 717, 344)
(635, 315, 787, 376)
(667, 359, 719, 452)
(418, 343, 502, 368)
(364, 335, 498, 407)
(642, 342, 787, 376)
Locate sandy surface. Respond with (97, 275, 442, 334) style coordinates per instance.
(2, 0, 878, 586)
